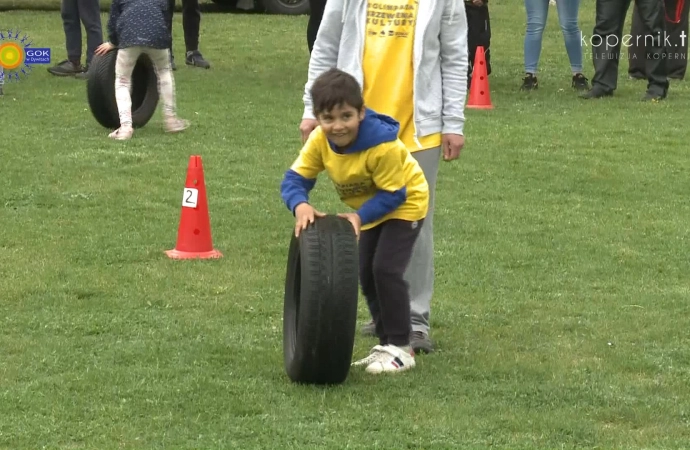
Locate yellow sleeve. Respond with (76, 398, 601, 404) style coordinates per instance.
(370, 143, 407, 192)
(289, 129, 325, 179)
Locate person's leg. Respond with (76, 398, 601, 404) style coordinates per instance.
(556, 0, 590, 89)
(406, 146, 440, 353)
(628, 4, 647, 79)
(582, 0, 630, 97)
(110, 47, 142, 140)
(522, 0, 549, 90)
(76, 0, 103, 68)
(182, 0, 211, 68)
(465, 5, 480, 84)
(352, 225, 390, 367)
(364, 218, 423, 374)
(635, 0, 669, 99)
(145, 47, 190, 132)
(665, 0, 689, 79)
(167, 0, 177, 69)
(48, 0, 86, 76)
(307, 0, 328, 53)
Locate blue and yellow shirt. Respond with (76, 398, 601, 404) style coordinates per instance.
(281, 109, 429, 231)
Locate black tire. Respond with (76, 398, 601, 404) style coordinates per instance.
(86, 49, 160, 130)
(283, 215, 359, 385)
(257, 0, 310, 15)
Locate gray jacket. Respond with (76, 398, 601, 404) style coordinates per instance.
(302, 0, 469, 144)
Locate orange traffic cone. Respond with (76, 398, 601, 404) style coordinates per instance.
(467, 46, 493, 109)
(165, 155, 222, 259)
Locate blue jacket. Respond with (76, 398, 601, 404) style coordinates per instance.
(107, 0, 172, 50)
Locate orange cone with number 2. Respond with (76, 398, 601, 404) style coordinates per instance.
(165, 155, 222, 259)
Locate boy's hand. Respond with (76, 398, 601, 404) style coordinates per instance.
(294, 203, 325, 237)
(472, 0, 484, 6)
(95, 42, 115, 56)
(337, 213, 362, 239)
(299, 119, 318, 144)
(442, 133, 465, 161)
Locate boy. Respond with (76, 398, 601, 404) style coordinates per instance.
(299, 0, 468, 354)
(95, 0, 190, 140)
(465, 0, 492, 85)
(280, 68, 429, 375)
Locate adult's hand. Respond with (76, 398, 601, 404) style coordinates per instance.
(299, 119, 318, 144)
(441, 133, 464, 161)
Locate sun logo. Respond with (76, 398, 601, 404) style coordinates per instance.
(0, 29, 50, 82)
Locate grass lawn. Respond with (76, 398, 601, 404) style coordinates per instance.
(1, 1, 689, 448)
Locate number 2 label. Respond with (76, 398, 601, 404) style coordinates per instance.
(182, 188, 199, 208)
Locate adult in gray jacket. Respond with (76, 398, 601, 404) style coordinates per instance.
(298, 0, 469, 354)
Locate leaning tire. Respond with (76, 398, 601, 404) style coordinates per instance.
(86, 49, 159, 130)
(283, 215, 359, 385)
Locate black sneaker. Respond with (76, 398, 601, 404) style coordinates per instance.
(641, 89, 667, 102)
(579, 85, 613, 99)
(520, 73, 538, 91)
(171, 55, 177, 71)
(410, 330, 435, 354)
(47, 59, 85, 77)
(185, 50, 210, 69)
(571, 73, 589, 91)
(75, 64, 90, 80)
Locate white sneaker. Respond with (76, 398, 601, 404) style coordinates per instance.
(108, 126, 133, 140)
(365, 344, 416, 374)
(165, 117, 190, 133)
(351, 345, 386, 367)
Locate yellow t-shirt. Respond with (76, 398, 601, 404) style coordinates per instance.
(289, 127, 429, 231)
(361, 0, 442, 152)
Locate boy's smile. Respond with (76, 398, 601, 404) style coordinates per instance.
(317, 103, 366, 150)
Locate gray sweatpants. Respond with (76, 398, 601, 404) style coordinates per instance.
(406, 146, 441, 335)
(61, 0, 103, 66)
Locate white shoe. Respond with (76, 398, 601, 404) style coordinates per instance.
(352, 345, 386, 367)
(365, 344, 416, 374)
(165, 117, 190, 133)
(109, 126, 133, 140)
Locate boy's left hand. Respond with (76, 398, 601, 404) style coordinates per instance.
(442, 133, 464, 161)
(337, 213, 361, 239)
(95, 42, 115, 56)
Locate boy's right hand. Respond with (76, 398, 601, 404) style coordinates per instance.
(294, 203, 325, 237)
(299, 119, 318, 144)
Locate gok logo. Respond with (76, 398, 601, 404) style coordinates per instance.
(0, 29, 52, 82)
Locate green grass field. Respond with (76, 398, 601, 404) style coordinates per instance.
(1, 1, 689, 448)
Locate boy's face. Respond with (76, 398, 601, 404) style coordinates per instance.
(316, 103, 365, 149)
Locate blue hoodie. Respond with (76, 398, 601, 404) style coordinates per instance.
(280, 109, 408, 226)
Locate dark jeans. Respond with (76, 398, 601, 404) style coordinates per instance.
(307, 0, 327, 53)
(360, 218, 424, 347)
(167, 0, 201, 53)
(466, 2, 492, 77)
(61, 0, 103, 66)
(628, 0, 690, 79)
(591, 0, 668, 94)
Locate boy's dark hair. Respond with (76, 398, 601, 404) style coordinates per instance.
(311, 68, 364, 116)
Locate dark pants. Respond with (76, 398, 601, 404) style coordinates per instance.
(466, 2, 492, 78)
(360, 219, 424, 347)
(628, 0, 690, 79)
(591, 0, 668, 94)
(307, 0, 328, 53)
(167, 0, 201, 53)
(61, 0, 103, 66)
